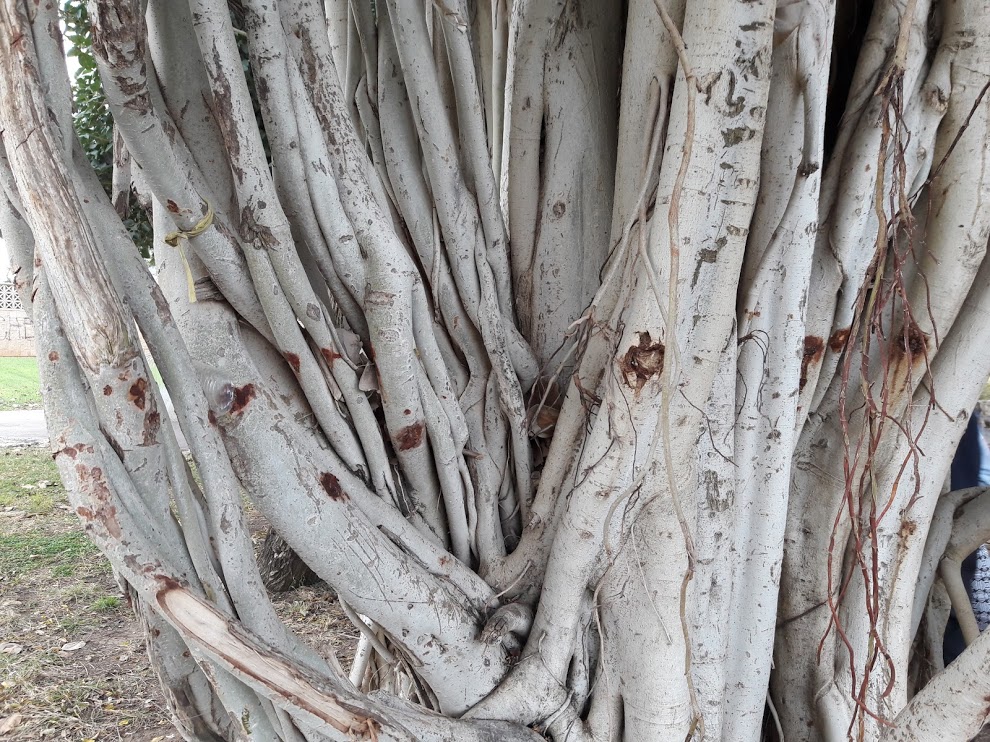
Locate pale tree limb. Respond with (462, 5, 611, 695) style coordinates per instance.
(721, 0, 835, 737)
(882, 622, 990, 742)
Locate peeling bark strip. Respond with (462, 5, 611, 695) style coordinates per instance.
(154, 586, 399, 739)
(619, 331, 665, 391)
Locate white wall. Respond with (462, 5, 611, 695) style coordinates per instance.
(0, 236, 10, 282)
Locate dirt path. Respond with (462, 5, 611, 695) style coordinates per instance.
(0, 411, 47, 448)
(0, 390, 187, 450)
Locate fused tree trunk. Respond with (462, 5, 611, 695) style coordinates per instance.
(2, 0, 990, 740)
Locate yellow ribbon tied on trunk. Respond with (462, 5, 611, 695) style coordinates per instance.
(164, 200, 214, 304)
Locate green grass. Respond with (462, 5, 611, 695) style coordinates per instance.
(0, 447, 61, 512)
(0, 448, 101, 580)
(0, 450, 172, 740)
(0, 356, 166, 411)
(91, 595, 122, 612)
(0, 356, 41, 411)
(0, 531, 99, 578)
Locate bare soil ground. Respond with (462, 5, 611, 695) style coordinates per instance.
(0, 446, 356, 741)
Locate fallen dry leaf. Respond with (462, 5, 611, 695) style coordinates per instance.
(0, 643, 22, 655)
(0, 713, 24, 735)
(60, 640, 86, 652)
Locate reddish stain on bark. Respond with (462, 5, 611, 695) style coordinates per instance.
(285, 352, 301, 373)
(620, 332, 665, 391)
(898, 321, 928, 358)
(142, 410, 160, 447)
(828, 328, 850, 353)
(48, 351, 58, 362)
(128, 377, 147, 410)
(800, 336, 824, 392)
(103, 385, 113, 396)
(395, 422, 425, 451)
(166, 199, 179, 213)
(321, 348, 342, 365)
(208, 409, 218, 426)
(59, 446, 77, 459)
(229, 384, 255, 414)
(320, 472, 347, 501)
(75, 464, 121, 539)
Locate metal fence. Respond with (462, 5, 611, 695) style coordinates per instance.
(0, 282, 22, 311)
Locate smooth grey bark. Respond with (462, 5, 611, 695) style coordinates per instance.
(3, 0, 990, 740)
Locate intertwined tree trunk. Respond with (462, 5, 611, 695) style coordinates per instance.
(2, 0, 990, 739)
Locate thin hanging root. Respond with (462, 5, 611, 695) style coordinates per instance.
(651, 0, 703, 734)
(767, 692, 785, 742)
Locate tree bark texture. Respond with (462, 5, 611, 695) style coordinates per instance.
(2, 0, 990, 739)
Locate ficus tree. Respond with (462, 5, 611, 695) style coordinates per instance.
(1, 0, 989, 739)
(62, 0, 154, 256)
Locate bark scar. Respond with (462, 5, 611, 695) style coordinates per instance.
(897, 321, 928, 359)
(320, 472, 347, 501)
(394, 422, 425, 451)
(128, 377, 147, 410)
(620, 332, 665, 391)
(229, 384, 255, 415)
(800, 336, 824, 392)
(828, 328, 850, 353)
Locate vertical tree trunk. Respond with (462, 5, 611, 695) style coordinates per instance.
(2, 0, 990, 739)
